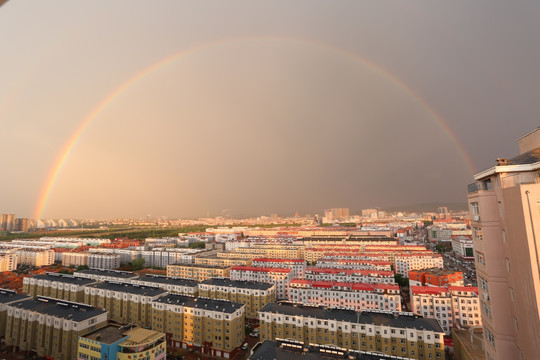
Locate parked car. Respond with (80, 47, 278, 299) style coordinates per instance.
(242, 343, 249, 350)
(249, 332, 259, 337)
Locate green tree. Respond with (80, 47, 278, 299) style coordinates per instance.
(394, 273, 409, 287)
(132, 258, 145, 270)
(189, 241, 206, 249)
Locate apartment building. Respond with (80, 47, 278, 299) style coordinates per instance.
(199, 278, 275, 319)
(250, 338, 418, 360)
(74, 268, 139, 283)
(61, 252, 88, 267)
(141, 248, 204, 267)
(78, 324, 166, 360)
(166, 263, 231, 281)
(394, 253, 443, 276)
(232, 244, 304, 259)
(0, 250, 17, 271)
(409, 268, 464, 288)
(194, 255, 252, 267)
(22, 272, 96, 303)
(259, 302, 445, 360)
(410, 286, 481, 335)
(466, 128, 540, 360)
(304, 268, 395, 285)
(4, 296, 108, 360)
(315, 258, 392, 271)
(451, 236, 474, 259)
(0, 289, 31, 338)
(84, 282, 167, 328)
(16, 248, 55, 266)
(251, 258, 307, 278)
(131, 274, 199, 296)
(230, 266, 292, 299)
(151, 294, 245, 358)
(288, 280, 402, 312)
(88, 253, 121, 270)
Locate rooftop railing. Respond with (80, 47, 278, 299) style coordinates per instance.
(468, 180, 493, 193)
(501, 172, 540, 189)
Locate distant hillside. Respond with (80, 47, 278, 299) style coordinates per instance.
(381, 202, 468, 213)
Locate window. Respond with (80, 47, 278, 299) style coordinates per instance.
(505, 258, 511, 272)
(502, 230, 507, 244)
(471, 202, 480, 216)
(476, 251, 486, 266)
(486, 328, 496, 348)
(510, 288, 515, 301)
(474, 227, 483, 241)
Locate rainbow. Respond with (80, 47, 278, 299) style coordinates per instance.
(33, 36, 476, 219)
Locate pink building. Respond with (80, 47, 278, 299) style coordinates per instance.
(230, 266, 292, 299)
(289, 279, 401, 311)
(467, 127, 540, 360)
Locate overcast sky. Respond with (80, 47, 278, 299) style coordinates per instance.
(1, 1, 539, 219)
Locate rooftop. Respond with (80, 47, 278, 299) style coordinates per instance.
(81, 324, 128, 345)
(120, 327, 165, 347)
(74, 269, 138, 279)
(137, 274, 198, 287)
(10, 296, 107, 322)
(252, 258, 305, 263)
(249, 339, 415, 360)
(30, 272, 96, 285)
(0, 288, 31, 304)
(259, 302, 443, 333)
(90, 282, 167, 297)
(201, 278, 274, 290)
(154, 293, 244, 313)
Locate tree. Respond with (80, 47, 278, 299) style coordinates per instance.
(76, 265, 89, 271)
(132, 258, 145, 270)
(394, 273, 409, 288)
(189, 241, 206, 249)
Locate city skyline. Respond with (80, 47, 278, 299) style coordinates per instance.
(1, 1, 540, 219)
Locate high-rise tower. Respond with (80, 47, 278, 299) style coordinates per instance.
(467, 127, 540, 360)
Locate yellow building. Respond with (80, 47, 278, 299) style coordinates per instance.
(131, 274, 199, 296)
(259, 302, 445, 360)
(62, 252, 89, 267)
(199, 278, 275, 319)
(78, 324, 166, 360)
(4, 296, 108, 360)
(151, 294, 245, 358)
(194, 255, 252, 267)
(0, 289, 31, 339)
(166, 263, 231, 281)
(22, 272, 96, 303)
(84, 282, 167, 328)
(0, 250, 17, 271)
(16, 249, 55, 267)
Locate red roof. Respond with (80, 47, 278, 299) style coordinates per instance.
(230, 266, 291, 273)
(306, 268, 394, 276)
(289, 279, 399, 292)
(252, 258, 304, 263)
(410, 286, 449, 295)
(448, 286, 479, 294)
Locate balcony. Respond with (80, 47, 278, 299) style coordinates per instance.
(468, 180, 493, 193)
(501, 172, 540, 189)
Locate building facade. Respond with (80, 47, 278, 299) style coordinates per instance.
(259, 302, 445, 360)
(22, 272, 96, 303)
(166, 264, 231, 281)
(4, 296, 108, 360)
(467, 128, 540, 360)
(230, 266, 292, 299)
(83, 282, 167, 328)
(288, 280, 402, 312)
(199, 278, 275, 319)
(151, 294, 245, 358)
